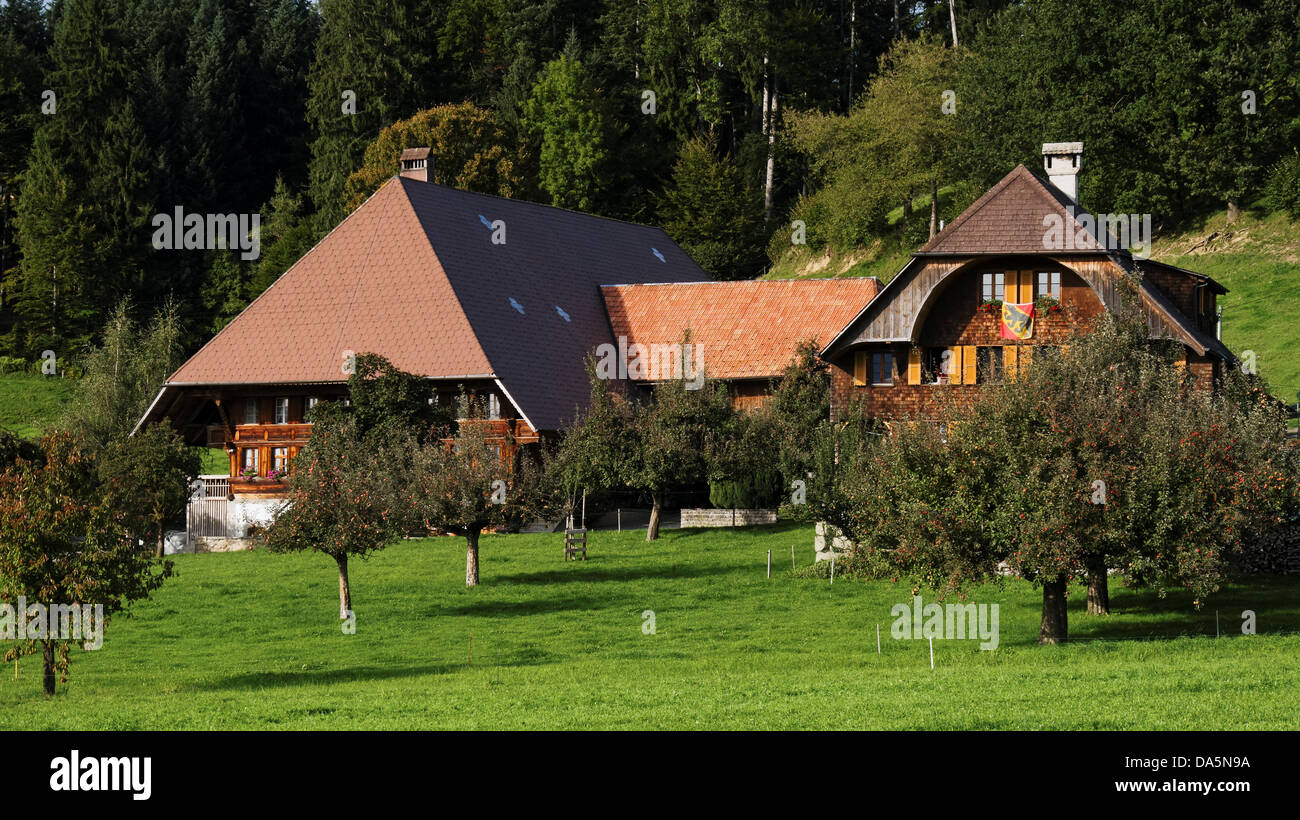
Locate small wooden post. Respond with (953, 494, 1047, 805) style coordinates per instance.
(767, 550, 771, 579)
(617, 509, 622, 532)
(877, 624, 881, 654)
(929, 637, 934, 669)
(830, 553, 835, 585)
(582, 490, 587, 530)
(791, 545, 795, 569)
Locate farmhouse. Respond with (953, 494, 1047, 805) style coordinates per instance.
(819, 143, 1234, 423)
(138, 142, 1233, 534)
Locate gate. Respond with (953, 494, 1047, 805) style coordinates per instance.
(187, 477, 231, 538)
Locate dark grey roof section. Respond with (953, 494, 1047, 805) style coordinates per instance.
(401, 178, 711, 431)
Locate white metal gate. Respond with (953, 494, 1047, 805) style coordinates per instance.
(187, 477, 231, 538)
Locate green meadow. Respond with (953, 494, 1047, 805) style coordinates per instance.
(3, 523, 1297, 730)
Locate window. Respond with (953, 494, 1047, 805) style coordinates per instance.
(487, 393, 501, 420)
(274, 398, 289, 424)
(976, 346, 1004, 383)
(272, 447, 289, 471)
(871, 353, 894, 385)
(243, 398, 258, 425)
(305, 397, 319, 419)
(981, 272, 1005, 302)
(922, 348, 948, 384)
(241, 448, 258, 474)
(1037, 271, 1061, 300)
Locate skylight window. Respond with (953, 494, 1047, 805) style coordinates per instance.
(555, 306, 571, 322)
(478, 214, 493, 229)
(509, 297, 525, 314)
(651, 247, 666, 263)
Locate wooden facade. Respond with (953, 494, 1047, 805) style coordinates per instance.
(825, 254, 1226, 422)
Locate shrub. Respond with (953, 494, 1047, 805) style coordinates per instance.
(1261, 153, 1300, 219)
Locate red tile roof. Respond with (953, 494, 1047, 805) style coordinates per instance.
(602, 278, 880, 380)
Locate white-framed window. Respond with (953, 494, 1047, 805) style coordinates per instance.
(487, 393, 501, 420)
(305, 397, 319, 418)
(272, 447, 289, 471)
(982, 272, 1005, 302)
(274, 397, 289, 424)
(243, 398, 258, 425)
(241, 448, 259, 472)
(1037, 271, 1061, 300)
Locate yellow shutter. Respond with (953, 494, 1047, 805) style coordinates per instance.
(1005, 345, 1019, 381)
(963, 345, 977, 384)
(1175, 349, 1187, 371)
(908, 347, 922, 385)
(853, 352, 867, 386)
(1019, 271, 1034, 303)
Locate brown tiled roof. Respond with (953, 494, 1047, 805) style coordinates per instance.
(160, 176, 711, 431)
(602, 278, 880, 380)
(919, 164, 1106, 255)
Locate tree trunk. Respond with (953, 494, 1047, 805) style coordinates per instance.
(465, 529, 480, 587)
(928, 177, 938, 239)
(646, 492, 663, 541)
(155, 527, 165, 559)
(1227, 199, 1240, 224)
(1086, 555, 1110, 615)
(949, 0, 959, 48)
(335, 554, 351, 619)
(1039, 575, 1069, 644)
(764, 78, 778, 223)
(42, 640, 55, 696)
(903, 191, 913, 223)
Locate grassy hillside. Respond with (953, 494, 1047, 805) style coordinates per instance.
(2, 523, 1297, 729)
(0, 373, 75, 439)
(1152, 209, 1300, 403)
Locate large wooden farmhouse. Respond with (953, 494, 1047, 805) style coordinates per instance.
(140, 142, 1232, 534)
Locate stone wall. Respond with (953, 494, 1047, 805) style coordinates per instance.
(194, 537, 257, 553)
(680, 508, 777, 528)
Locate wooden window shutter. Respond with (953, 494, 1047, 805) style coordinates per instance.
(853, 352, 867, 386)
(907, 348, 922, 385)
(1005, 345, 1019, 381)
(948, 347, 963, 385)
(962, 345, 977, 384)
(1018, 271, 1034, 303)
(1175, 349, 1187, 371)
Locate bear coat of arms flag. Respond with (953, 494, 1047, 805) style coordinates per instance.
(1000, 301, 1034, 340)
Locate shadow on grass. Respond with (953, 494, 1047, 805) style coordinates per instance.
(492, 562, 735, 587)
(188, 662, 461, 691)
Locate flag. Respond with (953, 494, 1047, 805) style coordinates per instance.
(1001, 302, 1034, 340)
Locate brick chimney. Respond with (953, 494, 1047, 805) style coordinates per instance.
(1042, 142, 1082, 202)
(399, 147, 431, 182)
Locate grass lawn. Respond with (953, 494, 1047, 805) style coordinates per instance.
(0, 373, 74, 438)
(3, 522, 1298, 730)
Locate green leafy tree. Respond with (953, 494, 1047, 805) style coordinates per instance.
(263, 413, 408, 618)
(343, 102, 529, 211)
(521, 51, 619, 211)
(406, 406, 541, 586)
(98, 421, 202, 558)
(60, 300, 186, 451)
(0, 431, 174, 695)
(658, 134, 767, 280)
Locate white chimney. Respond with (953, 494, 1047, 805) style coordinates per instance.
(1042, 142, 1083, 202)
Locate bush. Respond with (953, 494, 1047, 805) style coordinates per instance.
(708, 471, 781, 509)
(1261, 153, 1300, 219)
(0, 356, 26, 375)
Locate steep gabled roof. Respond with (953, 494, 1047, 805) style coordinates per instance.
(918, 164, 1108, 255)
(158, 176, 711, 431)
(602, 278, 880, 380)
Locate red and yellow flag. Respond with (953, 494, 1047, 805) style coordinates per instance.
(1000, 302, 1034, 340)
